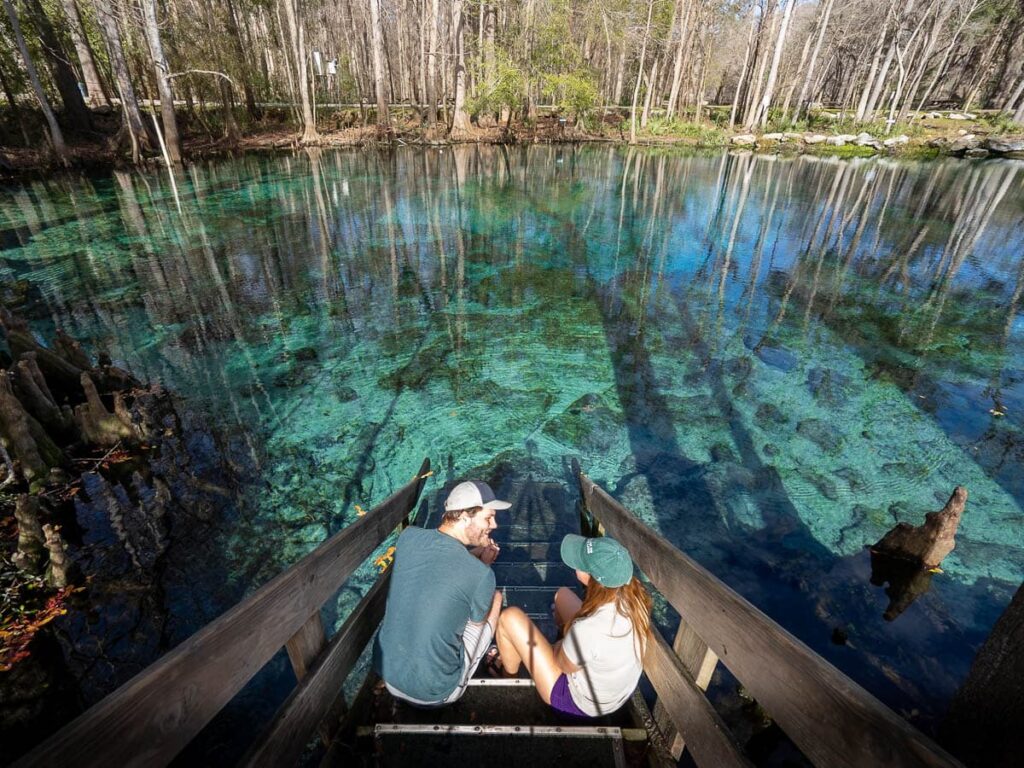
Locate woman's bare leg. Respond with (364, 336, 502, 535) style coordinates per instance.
(553, 586, 582, 629)
(494, 607, 563, 703)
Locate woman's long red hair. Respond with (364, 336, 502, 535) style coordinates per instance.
(567, 576, 653, 660)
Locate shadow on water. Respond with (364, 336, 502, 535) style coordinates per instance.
(535, 151, 1012, 752)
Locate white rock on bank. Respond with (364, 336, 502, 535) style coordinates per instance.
(731, 134, 756, 146)
(826, 136, 846, 146)
(854, 132, 882, 149)
(985, 136, 1024, 154)
(760, 132, 784, 141)
(949, 134, 980, 152)
(804, 134, 827, 144)
(948, 112, 968, 120)
(883, 135, 909, 147)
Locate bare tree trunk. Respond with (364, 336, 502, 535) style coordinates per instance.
(748, 0, 794, 129)
(451, 0, 472, 135)
(58, 0, 109, 107)
(729, 15, 756, 128)
(226, 0, 261, 119)
(426, 0, 440, 127)
(94, 0, 152, 162)
(282, 0, 318, 142)
(25, 0, 92, 132)
(368, 0, 391, 132)
(961, 16, 1009, 111)
(916, 3, 979, 112)
(3, 0, 68, 164)
(629, 0, 655, 144)
(855, 22, 888, 121)
(896, 3, 951, 125)
(641, 58, 659, 128)
(140, 0, 182, 165)
(665, 0, 691, 119)
(613, 43, 627, 104)
(791, 0, 835, 122)
(220, 77, 241, 142)
(743, 3, 777, 128)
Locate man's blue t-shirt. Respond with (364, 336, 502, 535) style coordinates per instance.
(373, 526, 496, 701)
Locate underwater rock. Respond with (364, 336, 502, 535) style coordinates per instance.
(834, 467, 866, 493)
(797, 468, 839, 501)
(334, 385, 359, 402)
(293, 347, 318, 362)
(754, 345, 798, 373)
(806, 367, 850, 407)
(754, 403, 788, 428)
(872, 486, 967, 569)
(831, 627, 848, 645)
(724, 356, 754, 381)
(796, 419, 844, 454)
(711, 443, 739, 464)
(542, 394, 622, 454)
(762, 443, 779, 457)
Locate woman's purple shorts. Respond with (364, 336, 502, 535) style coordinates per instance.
(550, 674, 590, 718)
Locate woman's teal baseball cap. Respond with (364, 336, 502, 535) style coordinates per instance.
(560, 534, 634, 588)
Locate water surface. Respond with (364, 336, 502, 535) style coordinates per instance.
(2, 146, 1022, 754)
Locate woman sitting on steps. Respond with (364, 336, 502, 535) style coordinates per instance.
(488, 534, 652, 718)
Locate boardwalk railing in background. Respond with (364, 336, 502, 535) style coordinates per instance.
(574, 461, 961, 768)
(18, 458, 431, 768)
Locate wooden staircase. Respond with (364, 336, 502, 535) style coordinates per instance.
(323, 473, 658, 767)
(15, 458, 963, 768)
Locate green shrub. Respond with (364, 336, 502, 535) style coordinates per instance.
(541, 72, 600, 126)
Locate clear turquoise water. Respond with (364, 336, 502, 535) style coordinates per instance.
(2, 147, 1022, 743)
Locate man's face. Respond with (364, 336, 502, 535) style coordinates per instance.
(463, 507, 497, 547)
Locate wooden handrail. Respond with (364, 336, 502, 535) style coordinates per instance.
(18, 457, 431, 768)
(644, 625, 750, 767)
(576, 467, 961, 768)
(242, 570, 392, 767)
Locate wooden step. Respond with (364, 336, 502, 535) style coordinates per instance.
(492, 560, 577, 587)
(372, 723, 627, 767)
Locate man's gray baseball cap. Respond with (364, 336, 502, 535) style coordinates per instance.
(444, 480, 511, 511)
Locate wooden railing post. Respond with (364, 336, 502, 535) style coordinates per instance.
(653, 617, 719, 759)
(285, 612, 335, 745)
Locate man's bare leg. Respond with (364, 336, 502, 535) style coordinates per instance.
(494, 606, 562, 702)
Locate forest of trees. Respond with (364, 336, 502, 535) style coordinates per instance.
(1, 0, 1023, 165)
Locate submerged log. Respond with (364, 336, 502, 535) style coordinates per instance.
(12, 494, 46, 574)
(942, 581, 1024, 766)
(872, 487, 967, 569)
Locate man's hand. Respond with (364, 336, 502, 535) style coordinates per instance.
(470, 542, 500, 566)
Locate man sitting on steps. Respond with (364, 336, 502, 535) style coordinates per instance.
(372, 479, 509, 706)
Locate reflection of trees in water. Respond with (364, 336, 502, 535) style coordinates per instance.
(1, 148, 1021, 717)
